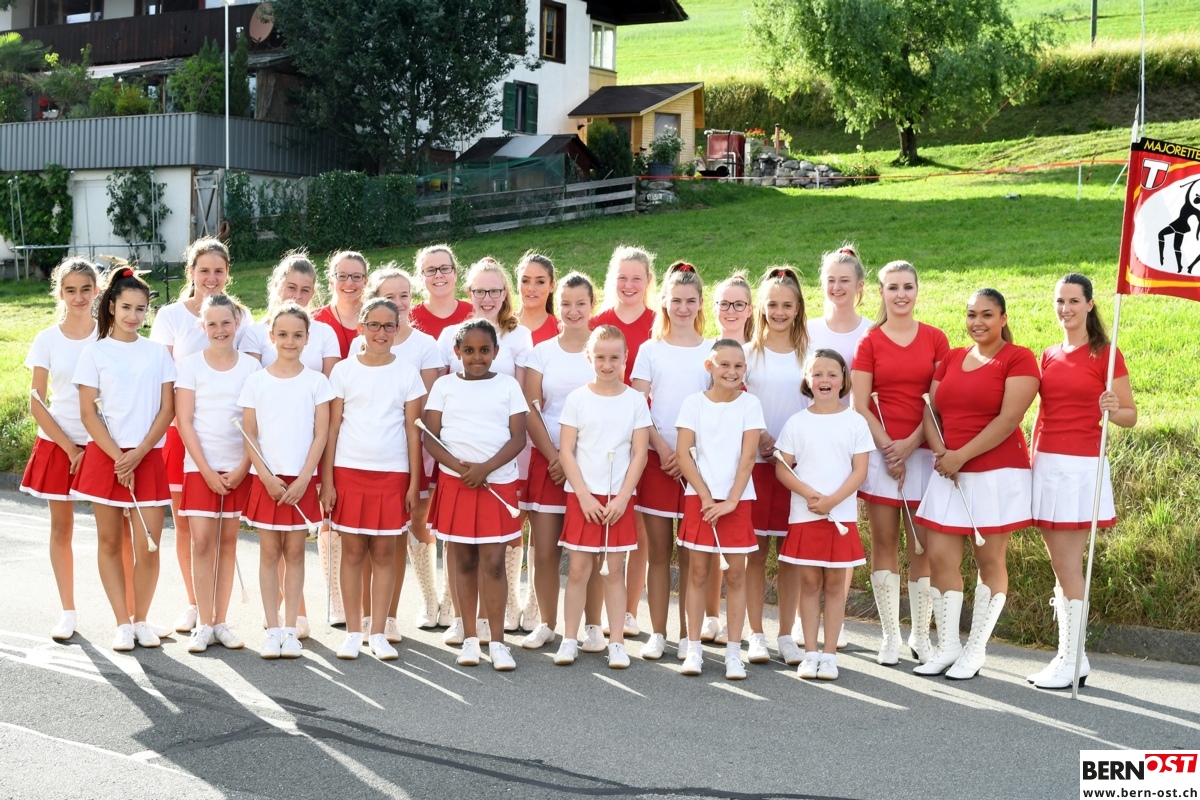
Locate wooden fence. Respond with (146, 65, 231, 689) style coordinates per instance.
(415, 177, 636, 234)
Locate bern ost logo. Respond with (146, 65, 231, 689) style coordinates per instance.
(1082, 754, 1199, 780)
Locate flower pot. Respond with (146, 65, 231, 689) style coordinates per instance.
(647, 162, 673, 177)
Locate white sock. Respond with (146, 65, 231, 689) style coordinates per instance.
(725, 642, 741, 659)
(283, 627, 296, 637)
(804, 650, 819, 660)
(689, 640, 704, 657)
(820, 652, 836, 664)
(777, 634, 793, 646)
(563, 638, 578, 646)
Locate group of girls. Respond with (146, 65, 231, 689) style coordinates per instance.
(21, 237, 1135, 688)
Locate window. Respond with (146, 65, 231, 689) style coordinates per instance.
(590, 23, 615, 71)
(655, 113, 681, 138)
(503, 82, 538, 134)
(34, 0, 103, 25)
(540, 2, 566, 63)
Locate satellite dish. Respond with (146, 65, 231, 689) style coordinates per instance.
(249, 2, 274, 44)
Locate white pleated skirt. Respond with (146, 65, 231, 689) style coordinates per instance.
(859, 447, 935, 509)
(914, 467, 1033, 536)
(1031, 451, 1116, 531)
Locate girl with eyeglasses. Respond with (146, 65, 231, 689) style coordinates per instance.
(322, 298, 426, 662)
(410, 244, 472, 340)
(312, 250, 370, 360)
(712, 272, 754, 344)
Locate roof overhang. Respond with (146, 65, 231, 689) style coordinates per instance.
(568, 83, 703, 118)
(586, 0, 688, 26)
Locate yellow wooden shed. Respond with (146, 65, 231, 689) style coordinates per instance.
(568, 82, 705, 163)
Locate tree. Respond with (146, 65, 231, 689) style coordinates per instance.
(168, 39, 223, 114)
(270, 0, 537, 173)
(749, 0, 1052, 164)
(0, 32, 48, 122)
(230, 31, 251, 118)
(30, 46, 93, 118)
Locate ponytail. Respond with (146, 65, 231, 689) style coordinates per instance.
(820, 244, 866, 309)
(652, 261, 705, 340)
(749, 265, 807, 366)
(1058, 273, 1109, 356)
(96, 265, 151, 340)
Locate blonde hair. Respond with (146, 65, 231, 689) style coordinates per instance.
(267, 300, 310, 333)
(325, 250, 369, 283)
(651, 261, 705, 340)
(748, 265, 808, 367)
(464, 257, 519, 334)
(363, 264, 415, 302)
(601, 245, 656, 311)
(413, 244, 458, 293)
(199, 292, 248, 324)
(587, 323, 627, 355)
(267, 250, 320, 309)
(713, 270, 754, 342)
(516, 251, 556, 315)
(872, 260, 919, 329)
(49, 256, 99, 321)
(179, 237, 231, 301)
(820, 244, 866, 309)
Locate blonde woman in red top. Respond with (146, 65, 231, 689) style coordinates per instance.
(312, 251, 369, 360)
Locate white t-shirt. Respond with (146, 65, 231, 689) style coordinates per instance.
(776, 407, 875, 524)
(239, 318, 340, 372)
(807, 316, 870, 407)
(329, 356, 427, 472)
(437, 323, 533, 379)
(559, 384, 653, 495)
(237, 368, 334, 477)
(175, 351, 261, 472)
(675, 391, 766, 501)
(72, 336, 176, 449)
(630, 338, 712, 451)
(26, 324, 98, 445)
(150, 301, 251, 367)
(525, 339, 594, 448)
(744, 345, 809, 463)
(424, 373, 527, 485)
(349, 328, 442, 376)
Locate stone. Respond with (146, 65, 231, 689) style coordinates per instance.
(646, 180, 674, 191)
(799, 160, 815, 171)
(782, 160, 800, 170)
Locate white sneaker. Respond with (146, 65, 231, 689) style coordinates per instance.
(457, 637, 481, 666)
(295, 616, 310, 640)
(642, 633, 666, 660)
(187, 625, 214, 653)
(476, 619, 491, 645)
(133, 621, 160, 648)
(521, 622, 555, 650)
(817, 653, 839, 680)
(383, 617, 403, 644)
(715, 623, 729, 646)
(725, 651, 746, 680)
(607, 642, 630, 669)
(797, 653, 820, 679)
(489, 641, 516, 671)
(370, 633, 399, 661)
(676, 638, 690, 661)
(280, 629, 303, 658)
(554, 639, 578, 666)
(699, 616, 721, 642)
(212, 623, 244, 649)
(51, 611, 77, 641)
(747, 632, 770, 664)
(112, 624, 135, 652)
(260, 628, 283, 659)
(442, 618, 465, 646)
(174, 605, 198, 633)
(777, 635, 803, 666)
(147, 621, 174, 639)
(337, 633, 363, 659)
(681, 650, 704, 676)
(837, 624, 848, 650)
(623, 612, 641, 637)
(580, 624, 606, 653)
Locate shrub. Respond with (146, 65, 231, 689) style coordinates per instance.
(114, 81, 153, 116)
(106, 168, 170, 255)
(587, 118, 635, 179)
(648, 125, 683, 167)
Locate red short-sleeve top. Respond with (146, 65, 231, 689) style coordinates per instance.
(851, 322, 950, 447)
(1033, 343, 1128, 457)
(311, 304, 357, 360)
(410, 300, 473, 342)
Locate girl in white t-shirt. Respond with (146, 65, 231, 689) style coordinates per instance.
(149, 238, 252, 635)
(675, 340, 766, 680)
(350, 267, 443, 638)
(322, 298, 426, 662)
(742, 265, 809, 664)
(521, 273, 602, 652)
(72, 267, 177, 652)
(174, 294, 260, 654)
(237, 303, 334, 660)
(22, 258, 100, 641)
(630, 260, 712, 661)
(424, 320, 527, 671)
(553, 325, 652, 669)
(775, 350, 873, 681)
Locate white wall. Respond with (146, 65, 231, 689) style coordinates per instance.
(475, 0, 592, 143)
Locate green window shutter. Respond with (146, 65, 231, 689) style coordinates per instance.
(502, 82, 517, 132)
(524, 84, 538, 133)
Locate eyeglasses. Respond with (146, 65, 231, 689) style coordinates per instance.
(422, 265, 455, 276)
(470, 288, 505, 299)
(334, 273, 366, 284)
(363, 322, 399, 332)
(717, 300, 750, 312)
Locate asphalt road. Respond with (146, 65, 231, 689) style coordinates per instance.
(0, 489, 1197, 800)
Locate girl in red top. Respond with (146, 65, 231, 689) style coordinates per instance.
(516, 251, 560, 345)
(914, 288, 1039, 680)
(590, 245, 657, 636)
(312, 250, 369, 359)
(410, 244, 472, 340)
(850, 260, 949, 667)
(1027, 273, 1135, 690)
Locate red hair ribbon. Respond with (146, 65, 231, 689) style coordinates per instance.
(839, 247, 857, 256)
(118, 267, 134, 278)
(773, 268, 789, 278)
(673, 262, 695, 273)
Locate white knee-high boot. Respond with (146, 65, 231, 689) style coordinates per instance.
(1034, 597, 1090, 690)
(409, 539, 440, 629)
(907, 577, 934, 664)
(503, 546, 522, 631)
(319, 529, 345, 626)
(1026, 587, 1064, 683)
(913, 588, 963, 676)
(436, 542, 454, 627)
(870, 570, 901, 665)
(946, 582, 1006, 680)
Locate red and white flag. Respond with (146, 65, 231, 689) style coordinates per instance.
(1117, 137, 1200, 300)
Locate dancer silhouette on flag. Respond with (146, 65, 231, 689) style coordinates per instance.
(1156, 179, 1200, 273)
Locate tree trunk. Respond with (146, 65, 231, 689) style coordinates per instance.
(898, 124, 919, 165)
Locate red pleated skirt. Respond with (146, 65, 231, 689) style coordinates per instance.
(242, 474, 322, 532)
(178, 471, 252, 518)
(163, 425, 186, 493)
(71, 443, 171, 508)
(634, 449, 685, 519)
(779, 520, 865, 568)
(20, 437, 76, 502)
(521, 448, 568, 514)
(677, 496, 758, 553)
(750, 462, 790, 537)
(430, 473, 522, 544)
(330, 467, 412, 536)
(559, 493, 638, 552)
